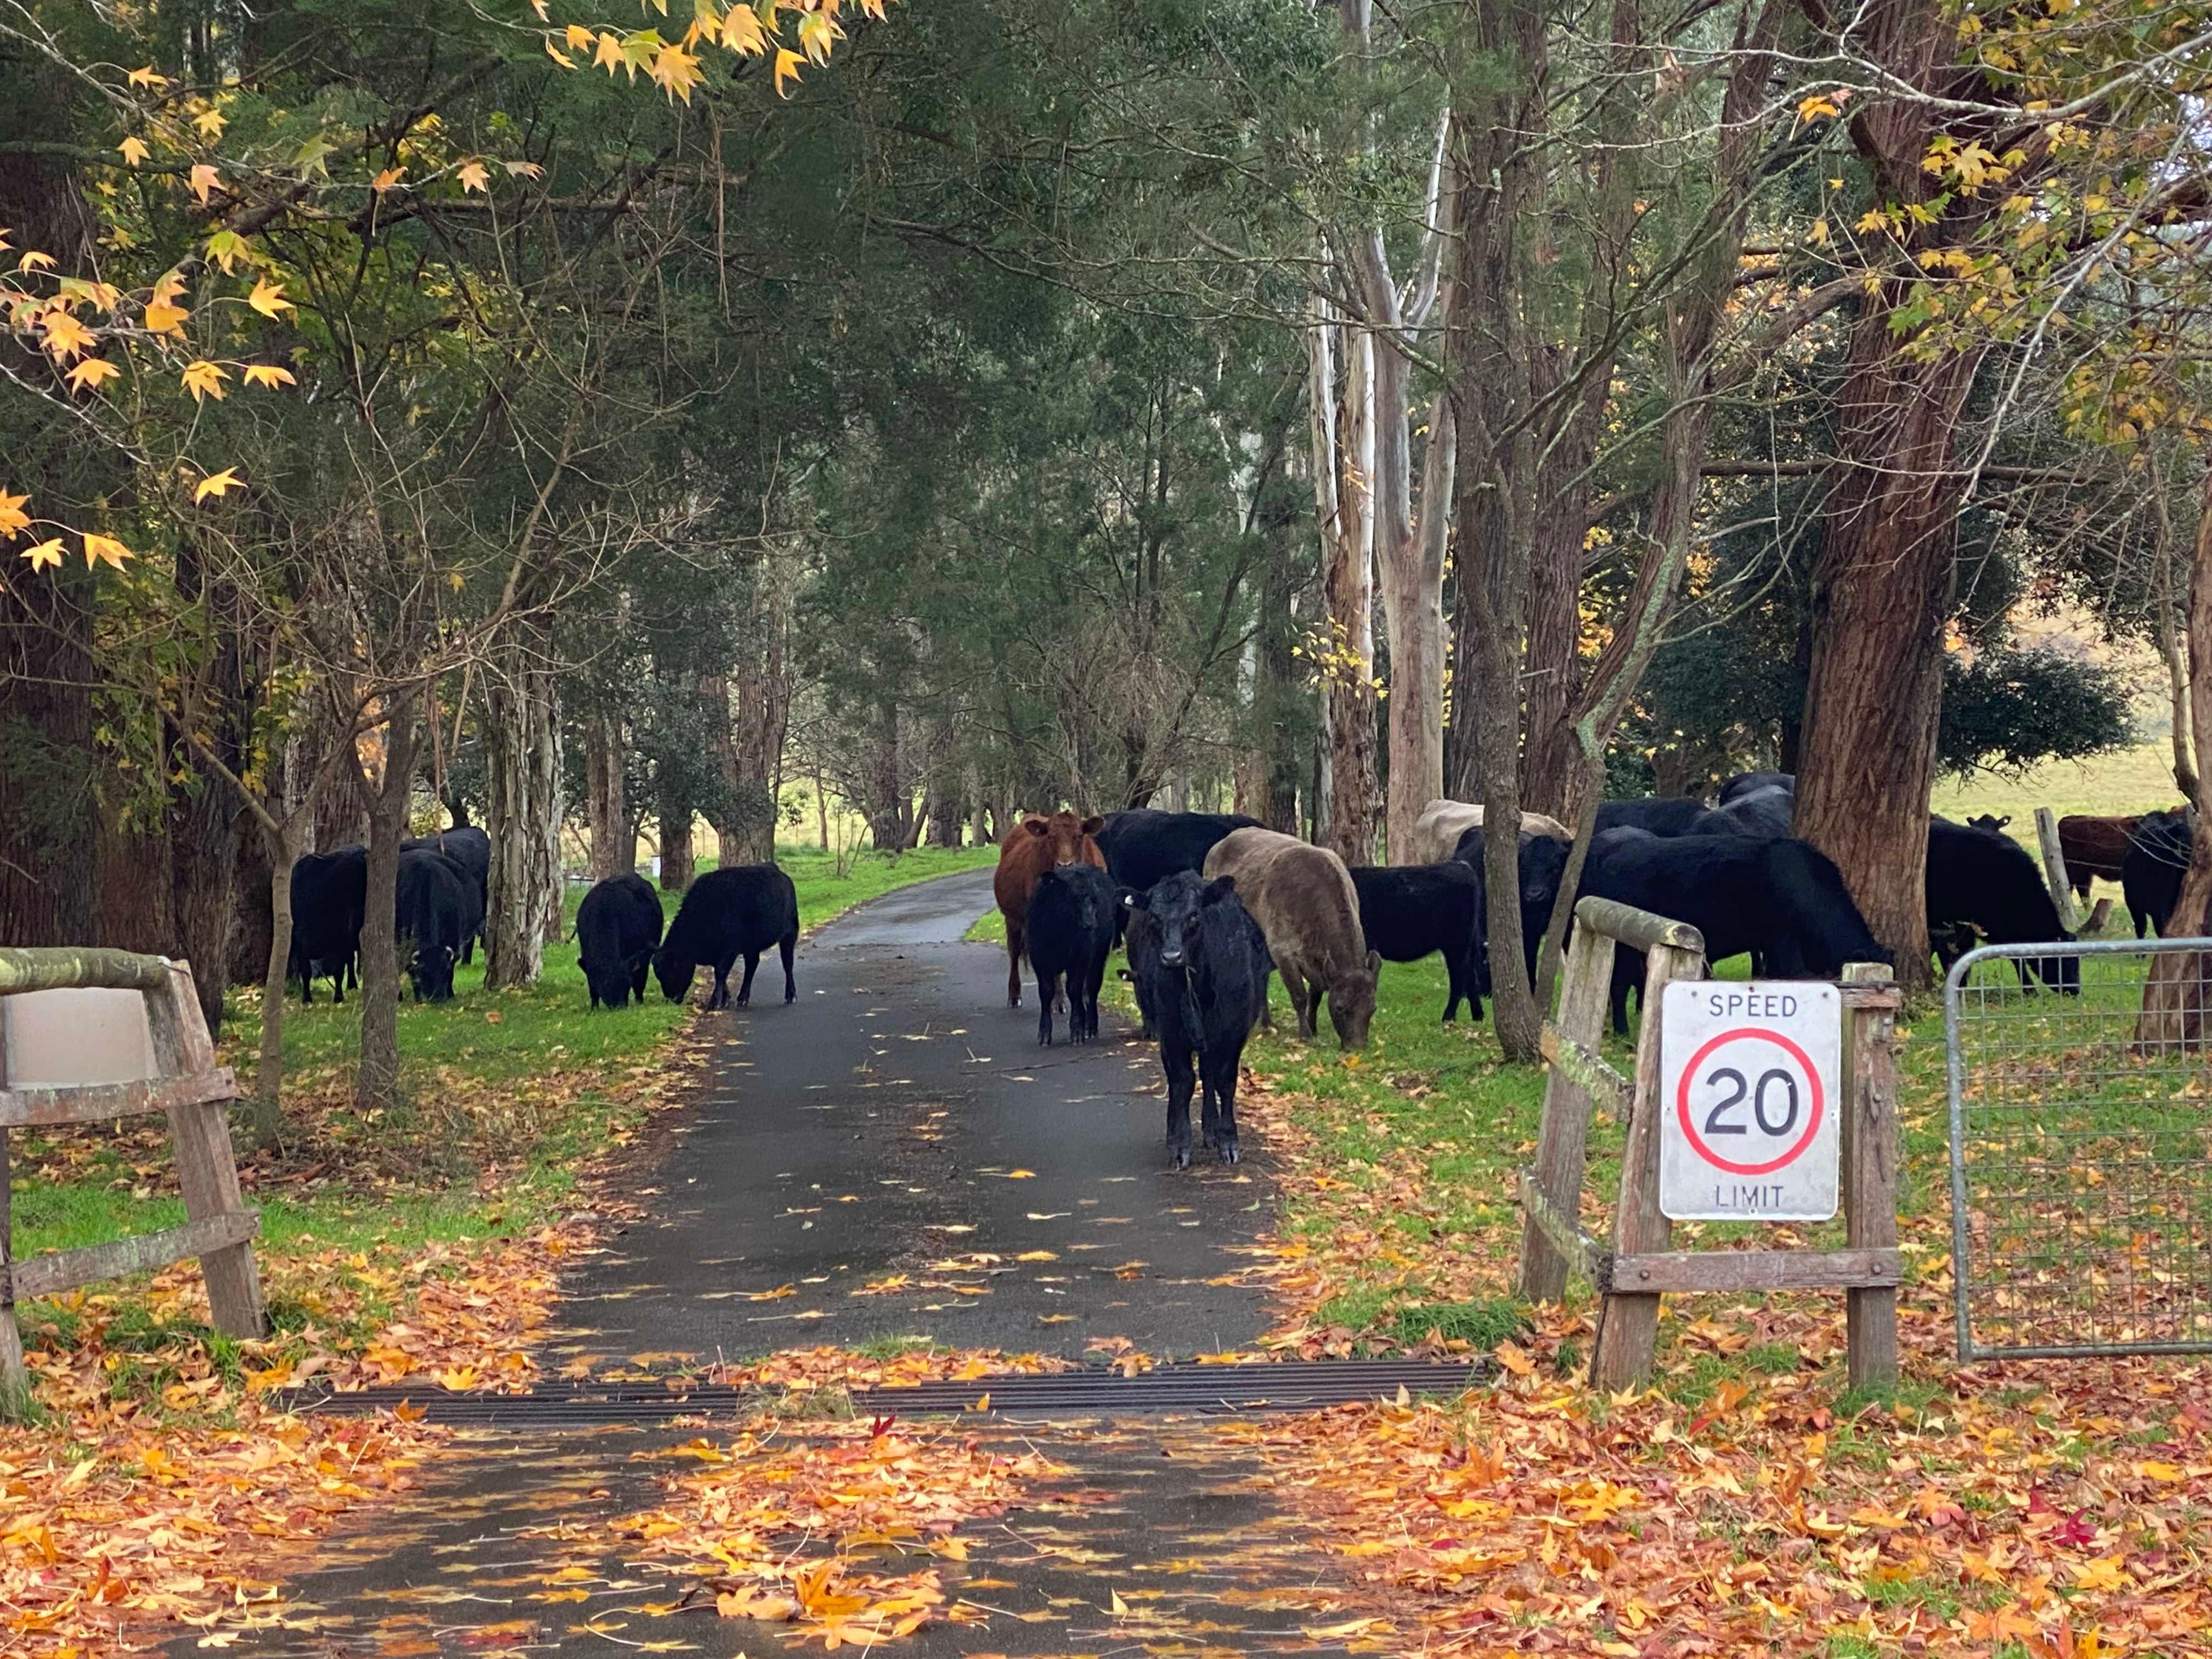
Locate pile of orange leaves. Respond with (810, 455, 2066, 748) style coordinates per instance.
(565, 1421, 1060, 1649)
(1231, 1311, 2212, 1657)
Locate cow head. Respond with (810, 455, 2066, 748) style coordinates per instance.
(585, 951, 645, 1010)
(1124, 872, 1234, 969)
(1024, 810, 1105, 870)
(1329, 951, 1383, 1050)
(1967, 813, 2012, 834)
(409, 944, 458, 1003)
(653, 944, 698, 1003)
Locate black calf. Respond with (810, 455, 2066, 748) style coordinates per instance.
(655, 864, 799, 1010)
(1028, 865, 1116, 1045)
(1124, 872, 1270, 1168)
(1350, 861, 1486, 1022)
(289, 845, 365, 1004)
(396, 848, 480, 1002)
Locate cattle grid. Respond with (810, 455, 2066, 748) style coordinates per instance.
(1945, 937, 2212, 1358)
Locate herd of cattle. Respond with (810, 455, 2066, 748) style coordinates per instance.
(986, 776, 2204, 1166)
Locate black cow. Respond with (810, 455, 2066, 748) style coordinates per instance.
(1457, 827, 1573, 984)
(2121, 809, 2195, 938)
(577, 872, 665, 1010)
(1095, 810, 1261, 894)
(1582, 833, 1890, 1032)
(1966, 812, 2011, 836)
(403, 826, 489, 963)
(655, 863, 799, 1010)
(1927, 817, 2079, 991)
(1717, 771, 1794, 805)
(289, 845, 366, 1003)
(1123, 871, 1271, 1168)
(1711, 785, 1794, 838)
(395, 848, 481, 1002)
(1352, 861, 1486, 1022)
(1027, 864, 1117, 1045)
(1595, 797, 1736, 837)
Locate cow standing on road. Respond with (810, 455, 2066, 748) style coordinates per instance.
(1124, 871, 1271, 1167)
(655, 864, 799, 1010)
(1026, 864, 1117, 1045)
(991, 810, 1106, 1008)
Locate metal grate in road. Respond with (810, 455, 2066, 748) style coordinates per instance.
(281, 1358, 1484, 1426)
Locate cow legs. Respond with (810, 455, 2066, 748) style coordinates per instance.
(735, 950, 762, 1007)
(1203, 1046, 1242, 1164)
(708, 955, 736, 1011)
(1005, 925, 1025, 1008)
(1443, 951, 1468, 1023)
(631, 958, 650, 1005)
(1278, 964, 1313, 1040)
(780, 933, 797, 1002)
(1036, 969, 1059, 1046)
(1161, 1037, 1197, 1169)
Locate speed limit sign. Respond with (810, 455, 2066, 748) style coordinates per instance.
(1659, 981, 1842, 1222)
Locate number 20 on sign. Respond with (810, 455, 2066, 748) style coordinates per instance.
(1658, 981, 1841, 1222)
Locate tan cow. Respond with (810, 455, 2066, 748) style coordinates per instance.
(1203, 827, 1379, 1048)
(1405, 798, 1571, 867)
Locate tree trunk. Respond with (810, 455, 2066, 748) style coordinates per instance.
(660, 811, 695, 893)
(1312, 302, 1382, 867)
(354, 693, 419, 1114)
(1519, 354, 1613, 819)
(252, 814, 309, 1150)
(1378, 391, 1453, 861)
(2151, 452, 2199, 800)
(585, 710, 632, 879)
(484, 652, 565, 987)
(1795, 334, 1978, 992)
(2136, 468, 2212, 1048)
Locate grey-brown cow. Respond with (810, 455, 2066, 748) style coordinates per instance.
(1201, 827, 1380, 1049)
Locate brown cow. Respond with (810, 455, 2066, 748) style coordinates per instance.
(992, 811, 1105, 1008)
(1202, 827, 1380, 1048)
(2058, 813, 2146, 902)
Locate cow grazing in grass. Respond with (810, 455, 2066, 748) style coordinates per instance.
(1203, 827, 1380, 1048)
(402, 825, 489, 962)
(1026, 864, 1117, 1045)
(655, 864, 799, 1010)
(396, 847, 481, 1002)
(1406, 798, 1570, 867)
(289, 845, 366, 1003)
(992, 810, 1106, 1008)
(1927, 817, 2079, 991)
(2122, 809, 2196, 938)
(1350, 861, 1487, 1023)
(577, 872, 665, 1010)
(1581, 831, 1889, 1032)
(1124, 871, 1271, 1167)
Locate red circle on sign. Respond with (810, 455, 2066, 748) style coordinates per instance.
(1674, 1026, 1825, 1176)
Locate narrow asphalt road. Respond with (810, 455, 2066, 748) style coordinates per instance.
(549, 866, 1274, 1369)
(176, 872, 1358, 1659)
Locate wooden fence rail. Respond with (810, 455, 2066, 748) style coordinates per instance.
(0, 949, 263, 1400)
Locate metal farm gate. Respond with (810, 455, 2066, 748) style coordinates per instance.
(1946, 938, 2212, 1359)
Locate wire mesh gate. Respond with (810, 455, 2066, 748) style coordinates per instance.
(1945, 937, 2212, 1359)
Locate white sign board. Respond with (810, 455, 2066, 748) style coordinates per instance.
(1660, 981, 1841, 1222)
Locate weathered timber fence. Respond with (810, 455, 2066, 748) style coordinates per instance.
(0, 949, 264, 1396)
(1517, 897, 1901, 1390)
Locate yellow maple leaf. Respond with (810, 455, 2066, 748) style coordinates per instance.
(38, 308, 94, 362)
(127, 65, 168, 88)
(242, 363, 298, 390)
(796, 5, 840, 61)
(651, 41, 703, 99)
(118, 134, 153, 166)
(21, 538, 64, 571)
(0, 490, 29, 538)
(194, 466, 242, 503)
(16, 250, 54, 275)
(144, 297, 187, 333)
(65, 357, 120, 393)
(565, 21, 597, 46)
(247, 276, 294, 318)
(188, 162, 220, 205)
(193, 106, 226, 139)
(456, 159, 490, 193)
(595, 31, 627, 71)
(1797, 94, 1841, 123)
(180, 358, 228, 402)
(81, 531, 133, 570)
(721, 2, 766, 52)
(772, 46, 803, 94)
(545, 35, 578, 66)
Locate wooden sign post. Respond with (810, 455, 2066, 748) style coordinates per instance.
(1519, 900, 1901, 1391)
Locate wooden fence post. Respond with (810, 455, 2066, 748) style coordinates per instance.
(1589, 935, 1706, 1391)
(1520, 928, 1618, 1302)
(0, 1041, 21, 1401)
(2034, 808, 2081, 933)
(1841, 961, 1900, 1389)
(146, 963, 266, 1340)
